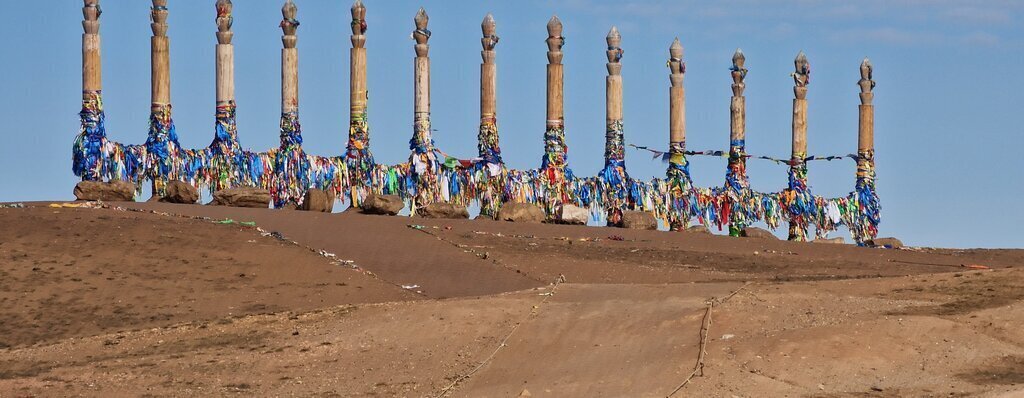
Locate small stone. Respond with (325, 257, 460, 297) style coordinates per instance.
(556, 204, 589, 225)
(867, 237, 903, 249)
(160, 180, 199, 204)
(417, 202, 469, 219)
(299, 189, 334, 212)
(359, 194, 404, 216)
(496, 203, 547, 223)
(73, 180, 136, 202)
(518, 389, 532, 397)
(210, 187, 271, 208)
(741, 227, 778, 240)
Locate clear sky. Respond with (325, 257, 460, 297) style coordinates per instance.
(1, 1, 1021, 248)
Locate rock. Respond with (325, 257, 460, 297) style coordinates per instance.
(299, 189, 334, 212)
(73, 180, 136, 202)
(620, 211, 657, 230)
(518, 390, 532, 398)
(867, 237, 903, 249)
(556, 204, 589, 225)
(418, 202, 469, 219)
(360, 194, 404, 216)
(687, 225, 711, 234)
(210, 187, 271, 208)
(741, 227, 778, 240)
(160, 180, 199, 204)
(496, 203, 547, 223)
(813, 237, 845, 244)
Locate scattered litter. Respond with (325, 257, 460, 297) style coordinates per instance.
(962, 264, 990, 270)
(401, 284, 421, 290)
(721, 334, 735, 340)
(48, 201, 102, 209)
(216, 219, 236, 224)
(0, 203, 25, 208)
(608, 235, 624, 241)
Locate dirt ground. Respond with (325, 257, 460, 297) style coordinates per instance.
(1, 202, 1022, 397)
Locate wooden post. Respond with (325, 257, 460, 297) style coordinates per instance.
(603, 26, 627, 225)
(787, 51, 811, 241)
(346, 0, 373, 205)
(151, 0, 170, 107)
(726, 48, 748, 236)
(409, 8, 438, 210)
(272, 0, 304, 208)
(215, 0, 234, 107)
(148, 0, 175, 195)
(210, 0, 239, 190)
(478, 13, 500, 163)
(666, 38, 690, 230)
(537, 16, 568, 217)
(477, 13, 503, 218)
(281, 0, 299, 119)
(75, 0, 105, 182)
(542, 16, 566, 171)
(854, 57, 879, 243)
(82, 0, 102, 100)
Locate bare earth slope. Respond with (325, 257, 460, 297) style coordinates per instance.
(1, 202, 1022, 397)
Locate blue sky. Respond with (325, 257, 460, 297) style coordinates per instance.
(1, 0, 1021, 248)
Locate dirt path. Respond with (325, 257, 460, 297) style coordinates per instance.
(1, 203, 1022, 397)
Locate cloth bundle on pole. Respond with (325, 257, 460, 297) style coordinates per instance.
(538, 16, 574, 217)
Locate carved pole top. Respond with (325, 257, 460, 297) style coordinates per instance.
(859, 57, 875, 104)
(83, 0, 101, 34)
(151, 0, 168, 37)
(216, 0, 233, 44)
(606, 26, 622, 75)
(546, 15, 564, 64)
(280, 0, 298, 48)
(351, 0, 367, 48)
(413, 8, 430, 56)
(731, 48, 747, 96)
(792, 50, 810, 87)
(668, 38, 684, 86)
(669, 38, 683, 61)
(481, 13, 498, 53)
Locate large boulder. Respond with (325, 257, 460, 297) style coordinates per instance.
(210, 187, 270, 208)
(497, 203, 547, 223)
(160, 180, 199, 204)
(741, 226, 778, 240)
(687, 225, 711, 234)
(556, 205, 590, 225)
(620, 211, 657, 230)
(418, 202, 470, 219)
(867, 237, 903, 249)
(299, 189, 335, 213)
(73, 180, 136, 202)
(359, 194, 404, 216)
(813, 237, 846, 244)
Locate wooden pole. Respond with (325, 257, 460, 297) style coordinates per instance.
(477, 13, 503, 218)
(151, 0, 170, 107)
(855, 57, 878, 243)
(543, 16, 566, 169)
(666, 38, 689, 230)
(604, 26, 627, 225)
(346, 0, 372, 205)
(788, 51, 811, 241)
(479, 13, 499, 162)
(76, 0, 105, 182)
(539, 15, 567, 217)
(409, 8, 438, 209)
(727, 48, 748, 236)
(281, 0, 299, 118)
(149, 0, 174, 195)
(82, 0, 102, 98)
(215, 0, 234, 107)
